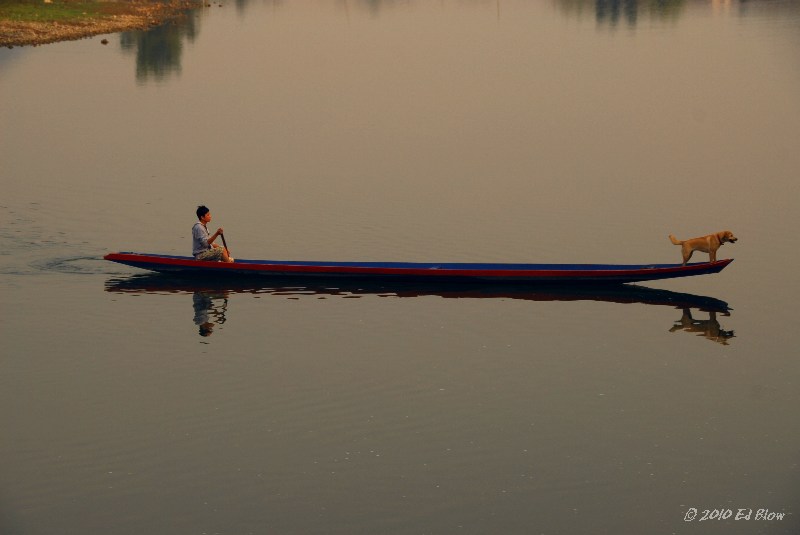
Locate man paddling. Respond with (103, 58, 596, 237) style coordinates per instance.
(192, 205, 234, 262)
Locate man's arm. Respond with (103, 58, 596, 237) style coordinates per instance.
(207, 227, 224, 246)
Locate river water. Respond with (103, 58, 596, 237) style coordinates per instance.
(2, 0, 799, 533)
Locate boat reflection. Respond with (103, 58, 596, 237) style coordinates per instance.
(105, 275, 734, 342)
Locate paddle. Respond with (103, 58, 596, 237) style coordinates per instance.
(220, 231, 230, 256)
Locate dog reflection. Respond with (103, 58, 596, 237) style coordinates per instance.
(670, 308, 734, 345)
(193, 290, 229, 337)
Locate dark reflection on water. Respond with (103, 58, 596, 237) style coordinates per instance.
(556, 0, 800, 26)
(670, 307, 735, 345)
(555, 0, 687, 26)
(109, 0, 800, 84)
(106, 275, 734, 342)
(192, 289, 229, 336)
(232, 0, 283, 16)
(119, 11, 200, 83)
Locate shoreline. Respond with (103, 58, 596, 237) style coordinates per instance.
(1, 0, 203, 48)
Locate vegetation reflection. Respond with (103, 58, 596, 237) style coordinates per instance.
(120, 11, 199, 83)
(111, 0, 792, 83)
(555, 0, 687, 26)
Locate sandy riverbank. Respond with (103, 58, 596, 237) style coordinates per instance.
(1, 0, 202, 48)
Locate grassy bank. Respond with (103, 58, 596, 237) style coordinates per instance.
(0, 0, 202, 47)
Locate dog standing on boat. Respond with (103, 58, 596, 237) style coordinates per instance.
(669, 231, 737, 265)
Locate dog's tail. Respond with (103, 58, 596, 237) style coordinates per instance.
(669, 234, 683, 245)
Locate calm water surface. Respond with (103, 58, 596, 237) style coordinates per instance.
(2, 0, 800, 533)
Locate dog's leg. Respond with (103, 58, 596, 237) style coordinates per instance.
(670, 308, 693, 332)
(682, 248, 692, 266)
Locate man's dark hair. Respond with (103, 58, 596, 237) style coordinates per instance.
(196, 205, 210, 220)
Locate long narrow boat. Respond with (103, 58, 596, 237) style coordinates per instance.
(104, 252, 733, 284)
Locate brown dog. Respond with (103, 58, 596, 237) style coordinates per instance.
(669, 231, 737, 265)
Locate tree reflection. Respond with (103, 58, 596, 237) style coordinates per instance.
(233, 0, 284, 16)
(555, 0, 687, 26)
(120, 12, 200, 83)
(597, 0, 639, 26)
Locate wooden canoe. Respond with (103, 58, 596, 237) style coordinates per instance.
(104, 252, 733, 284)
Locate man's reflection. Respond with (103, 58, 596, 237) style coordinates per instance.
(192, 290, 229, 337)
(670, 308, 734, 345)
